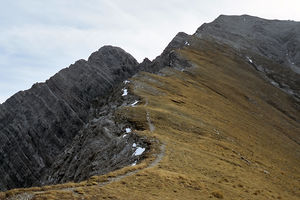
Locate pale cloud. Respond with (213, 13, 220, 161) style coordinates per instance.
(0, 0, 299, 103)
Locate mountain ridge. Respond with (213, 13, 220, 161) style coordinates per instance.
(0, 45, 140, 190)
(0, 14, 299, 199)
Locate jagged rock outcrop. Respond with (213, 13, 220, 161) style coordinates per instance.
(0, 46, 139, 191)
(139, 32, 191, 73)
(40, 81, 149, 185)
(195, 15, 300, 102)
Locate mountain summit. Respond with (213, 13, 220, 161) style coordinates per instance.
(0, 15, 300, 200)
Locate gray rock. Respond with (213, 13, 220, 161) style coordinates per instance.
(0, 31, 190, 190)
(139, 32, 191, 73)
(0, 46, 138, 191)
(39, 81, 149, 185)
(38, 32, 193, 186)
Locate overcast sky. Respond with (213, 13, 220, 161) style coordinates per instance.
(0, 0, 299, 103)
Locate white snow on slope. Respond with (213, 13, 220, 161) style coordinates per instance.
(247, 57, 253, 63)
(131, 161, 137, 166)
(122, 88, 128, 96)
(125, 128, 132, 133)
(134, 147, 146, 156)
(131, 100, 139, 107)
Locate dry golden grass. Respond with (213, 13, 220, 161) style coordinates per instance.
(1, 41, 299, 199)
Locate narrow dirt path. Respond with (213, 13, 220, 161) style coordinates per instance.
(144, 97, 155, 132)
(97, 143, 165, 187)
(8, 142, 165, 200)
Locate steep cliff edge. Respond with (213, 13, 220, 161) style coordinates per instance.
(0, 46, 139, 191)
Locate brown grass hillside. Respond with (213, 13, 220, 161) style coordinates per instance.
(1, 41, 300, 200)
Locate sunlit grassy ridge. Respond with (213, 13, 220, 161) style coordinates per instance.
(1, 40, 299, 199)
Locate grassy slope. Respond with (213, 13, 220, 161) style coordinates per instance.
(1, 41, 300, 200)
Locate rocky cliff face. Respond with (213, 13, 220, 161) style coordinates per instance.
(39, 31, 192, 187)
(139, 32, 191, 73)
(0, 46, 139, 191)
(39, 81, 150, 185)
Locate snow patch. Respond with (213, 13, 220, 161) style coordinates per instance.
(247, 57, 253, 63)
(134, 147, 146, 156)
(131, 100, 139, 107)
(125, 128, 132, 133)
(131, 161, 137, 166)
(122, 88, 128, 96)
(132, 143, 137, 148)
(122, 134, 127, 138)
(185, 41, 190, 46)
(271, 81, 279, 87)
(123, 80, 130, 84)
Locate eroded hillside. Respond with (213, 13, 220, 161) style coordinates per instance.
(1, 36, 299, 200)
